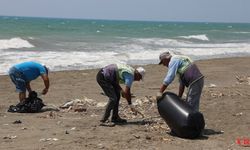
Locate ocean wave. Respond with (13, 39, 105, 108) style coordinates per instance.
(179, 34, 209, 41)
(0, 37, 34, 50)
(132, 37, 237, 48)
(133, 38, 187, 47)
(1, 42, 250, 75)
(231, 31, 250, 34)
(1, 38, 250, 75)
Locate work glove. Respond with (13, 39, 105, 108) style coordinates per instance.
(156, 92, 163, 101)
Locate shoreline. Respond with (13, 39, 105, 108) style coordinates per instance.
(0, 56, 250, 150)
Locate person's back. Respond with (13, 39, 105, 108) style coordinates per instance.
(170, 55, 203, 87)
(14, 61, 47, 81)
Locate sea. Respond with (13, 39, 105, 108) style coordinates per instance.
(1, 16, 250, 75)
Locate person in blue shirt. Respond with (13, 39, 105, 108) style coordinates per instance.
(157, 52, 204, 111)
(96, 64, 145, 126)
(9, 61, 50, 102)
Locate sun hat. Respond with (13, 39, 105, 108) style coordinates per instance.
(136, 67, 145, 81)
(158, 51, 172, 65)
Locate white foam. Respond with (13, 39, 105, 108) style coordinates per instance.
(0, 37, 34, 50)
(134, 38, 187, 47)
(232, 31, 250, 34)
(179, 34, 209, 41)
(1, 38, 250, 75)
(0, 51, 127, 75)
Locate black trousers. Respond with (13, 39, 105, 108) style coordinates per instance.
(96, 70, 120, 121)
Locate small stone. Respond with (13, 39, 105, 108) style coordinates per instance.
(145, 135, 151, 140)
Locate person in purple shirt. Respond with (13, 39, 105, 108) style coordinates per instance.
(157, 52, 204, 111)
(96, 64, 145, 126)
(9, 61, 50, 102)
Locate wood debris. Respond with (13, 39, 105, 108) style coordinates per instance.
(235, 75, 250, 85)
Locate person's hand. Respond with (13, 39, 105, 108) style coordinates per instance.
(129, 104, 138, 115)
(156, 92, 163, 101)
(42, 88, 48, 95)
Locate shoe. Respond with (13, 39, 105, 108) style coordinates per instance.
(99, 120, 115, 127)
(111, 116, 127, 123)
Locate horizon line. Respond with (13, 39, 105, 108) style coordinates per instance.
(1, 15, 250, 24)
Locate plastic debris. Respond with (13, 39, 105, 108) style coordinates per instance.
(39, 138, 59, 142)
(60, 97, 96, 112)
(3, 135, 17, 139)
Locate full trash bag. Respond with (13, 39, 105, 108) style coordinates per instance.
(157, 92, 205, 139)
(8, 91, 45, 113)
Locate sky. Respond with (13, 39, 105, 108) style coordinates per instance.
(0, 0, 250, 23)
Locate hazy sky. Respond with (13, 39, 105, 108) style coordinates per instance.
(0, 0, 250, 23)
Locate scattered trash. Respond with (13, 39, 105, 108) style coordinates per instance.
(3, 135, 17, 139)
(210, 92, 224, 98)
(96, 102, 107, 108)
(13, 120, 22, 124)
(145, 135, 151, 140)
(160, 137, 173, 142)
(70, 127, 76, 130)
(74, 107, 87, 112)
(60, 97, 96, 112)
(90, 113, 98, 117)
(208, 83, 217, 88)
(39, 138, 59, 142)
(133, 134, 140, 139)
(235, 75, 250, 85)
(233, 112, 243, 116)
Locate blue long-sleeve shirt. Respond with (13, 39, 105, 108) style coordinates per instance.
(123, 72, 134, 88)
(163, 56, 182, 86)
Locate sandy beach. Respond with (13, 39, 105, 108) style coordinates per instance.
(0, 57, 250, 150)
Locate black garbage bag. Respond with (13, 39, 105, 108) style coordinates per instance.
(157, 92, 205, 139)
(8, 91, 45, 113)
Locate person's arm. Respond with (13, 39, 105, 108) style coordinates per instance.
(122, 72, 133, 105)
(26, 82, 32, 93)
(156, 84, 168, 100)
(160, 84, 168, 93)
(41, 74, 50, 95)
(123, 86, 132, 105)
(157, 59, 179, 100)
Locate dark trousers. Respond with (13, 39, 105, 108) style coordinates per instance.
(186, 77, 204, 111)
(96, 70, 120, 121)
